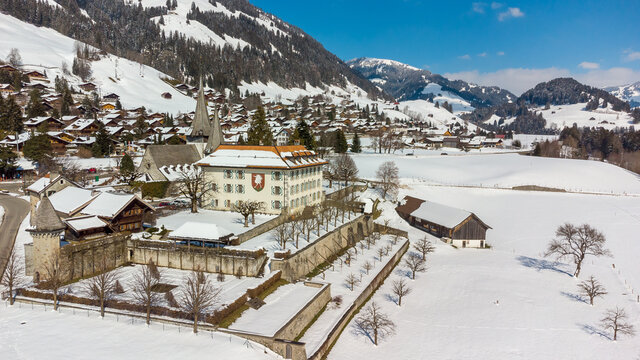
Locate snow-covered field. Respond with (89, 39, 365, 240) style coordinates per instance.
(0, 304, 279, 360)
(0, 13, 195, 114)
(350, 152, 640, 195)
(330, 184, 640, 359)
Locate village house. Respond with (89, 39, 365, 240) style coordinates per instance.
(196, 145, 327, 214)
(396, 195, 491, 248)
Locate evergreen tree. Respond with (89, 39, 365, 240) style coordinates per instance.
(26, 89, 47, 118)
(237, 134, 246, 145)
(333, 129, 348, 153)
(0, 96, 23, 132)
(115, 99, 122, 110)
(23, 133, 52, 164)
(292, 120, 316, 150)
(0, 147, 18, 178)
(246, 106, 273, 145)
(120, 153, 135, 178)
(350, 132, 361, 153)
(92, 123, 111, 157)
(134, 116, 148, 139)
(61, 89, 73, 116)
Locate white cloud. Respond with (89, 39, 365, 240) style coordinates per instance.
(472, 2, 486, 13)
(458, 54, 471, 60)
(445, 67, 640, 95)
(578, 61, 599, 70)
(574, 67, 640, 88)
(497, 51, 505, 56)
(498, 7, 525, 21)
(478, 52, 488, 57)
(623, 50, 640, 62)
(491, 2, 503, 9)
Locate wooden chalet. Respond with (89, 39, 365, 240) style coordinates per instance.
(396, 196, 491, 248)
(78, 82, 97, 92)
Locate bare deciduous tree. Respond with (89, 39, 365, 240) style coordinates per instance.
(377, 247, 386, 260)
(180, 269, 221, 333)
(83, 258, 120, 317)
(392, 279, 412, 306)
(43, 250, 65, 311)
(600, 307, 635, 341)
(1, 248, 25, 305)
(578, 275, 607, 306)
(131, 262, 163, 325)
(177, 167, 214, 213)
(362, 261, 373, 275)
(404, 252, 426, 280)
(274, 221, 293, 250)
(331, 154, 359, 187)
(232, 201, 264, 227)
(6, 48, 22, 67)
(375, 161, 399, 198)
(413, 237, 435, 259)
(544, 223, 611, 277)
(345, 273, 360, 291)
(354, 301, 396, 345)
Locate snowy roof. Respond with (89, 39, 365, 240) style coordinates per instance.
(48, 187, 98, 215)
(197, 145, 327, 169)
(159, 164, 200, 182)
(26, 177, 51, 193)
(64, 215, 108, 232)
(169, 221, 232, 241)
(81, 192, 151, 219)
(411, 200, 473, 229)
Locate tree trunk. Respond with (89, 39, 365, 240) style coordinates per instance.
(146, 305, 151, 325)
(244, 216, 249, 227)
(191, 199, 198, 213)
(251, 212, 255, 224)
(574, 262, 582, 277)
(9, 285, 14, 305)
(374, 328, 378, 345)
(398, 296, 402, 307)
(53, 291, 58, 311)
(100, 297, 105, 317)
(193, 307, 199, 333)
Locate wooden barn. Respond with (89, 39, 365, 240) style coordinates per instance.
(396, 196, 491, 248)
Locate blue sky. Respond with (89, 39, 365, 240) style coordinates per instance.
(251, 0, 640, 94)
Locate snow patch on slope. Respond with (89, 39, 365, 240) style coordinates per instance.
(0, 13, 195, 114)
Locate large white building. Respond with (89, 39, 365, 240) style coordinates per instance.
(196, 145, 327, 214)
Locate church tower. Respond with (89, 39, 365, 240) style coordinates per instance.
(187, 78, 212, 143)
(26, 196, 66, 282)
(205, 105, 224, 154)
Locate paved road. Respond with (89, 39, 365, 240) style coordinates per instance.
(0, 194, 30, 277)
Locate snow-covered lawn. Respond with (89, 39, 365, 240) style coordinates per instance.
(330, 185, 640, 359)
(0, 303, 280, 360)
(229, 282, 327, 337)
(52, 265, 277, 312)
(350, 152, 640, 195)
(156, 209, 276, 236)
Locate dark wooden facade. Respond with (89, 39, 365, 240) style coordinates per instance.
(110, 199, 149, 233)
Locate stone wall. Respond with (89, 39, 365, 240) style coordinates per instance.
(308, 238, 410, 360)
(55, 234, 129, 282)
(218, 281, 330, 360)
(271, 215, 373, 282)
(274, 282, 331, 341)
(233, 212, 289, 245)
(128, 240, 267, 276)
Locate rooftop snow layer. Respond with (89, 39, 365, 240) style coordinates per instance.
(169, 221, 232, 241)
(411, 200, 472, 229)
(48, 187, 97, 215)
(64, 216, 108, 232)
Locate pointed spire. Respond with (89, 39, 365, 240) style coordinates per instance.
(190, 77, 211, 139)
(28, 196, 65, 233)
(205, 106, 224, 153)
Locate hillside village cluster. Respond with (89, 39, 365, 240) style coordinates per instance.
(0, 62, 509, 178)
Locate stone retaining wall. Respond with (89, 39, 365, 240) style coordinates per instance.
(271, 215, 373, 282)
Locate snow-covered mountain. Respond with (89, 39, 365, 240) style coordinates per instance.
(347, 57, 516, 108)
(1, 0, 387, 100)
(606, 81, 640, 108)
